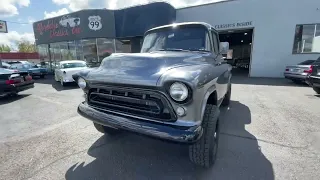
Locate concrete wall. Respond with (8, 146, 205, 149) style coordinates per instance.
(176, 0, 320, 77)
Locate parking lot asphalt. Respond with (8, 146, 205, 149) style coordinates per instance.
(0, 76, 319, 180)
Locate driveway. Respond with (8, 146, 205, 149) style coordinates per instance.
(0, 77, 319, 180)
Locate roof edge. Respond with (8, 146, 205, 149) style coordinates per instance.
(176, 0, 238, 10)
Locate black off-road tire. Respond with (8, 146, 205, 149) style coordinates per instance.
(221, 83, 231, 106)
(189, 104, 220, 168)
(93, 123, 121, 135)
(313, 87, 320, 94)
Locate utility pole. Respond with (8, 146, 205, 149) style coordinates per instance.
(0, 20, 8, 66)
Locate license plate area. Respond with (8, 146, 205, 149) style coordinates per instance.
(291, 68, 301, 73)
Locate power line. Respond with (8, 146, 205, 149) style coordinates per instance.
(4, 20, 31, 25)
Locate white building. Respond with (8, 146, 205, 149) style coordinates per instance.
(176, 0, 320, 77)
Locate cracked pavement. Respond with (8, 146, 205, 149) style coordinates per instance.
(0, 76, 319, 180)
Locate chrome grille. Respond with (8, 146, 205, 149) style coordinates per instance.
(88, 87, 176, 121)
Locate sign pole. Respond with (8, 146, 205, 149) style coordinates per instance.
(0, 20, 8, 66)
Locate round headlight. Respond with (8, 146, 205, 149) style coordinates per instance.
(78, 78, 86, 89)
(169, 82, 188, 102)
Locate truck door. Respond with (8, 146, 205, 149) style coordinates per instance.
(211, 30, 229, 103)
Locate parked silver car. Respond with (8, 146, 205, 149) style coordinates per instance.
(284, 60, 315, 83)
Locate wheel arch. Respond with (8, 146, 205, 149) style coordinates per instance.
(200, 85, 220, 123)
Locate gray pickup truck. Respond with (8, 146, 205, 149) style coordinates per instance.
(77, 22, 232, 168)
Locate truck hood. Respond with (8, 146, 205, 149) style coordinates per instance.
(87, 51, 210, 86)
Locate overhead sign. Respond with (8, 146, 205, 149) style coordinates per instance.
(0, 20, 8, 33)
(214, 21, 253, 30)
(33, 9, 115, 45)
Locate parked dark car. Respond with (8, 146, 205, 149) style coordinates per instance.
(0, 68, 34, 97)
(9, 62, 47, 78)
(307, 57, 320, 94)
(284, 60, 315, 84)
(0, 61, 11, 69)
(76, 22, 232, 168)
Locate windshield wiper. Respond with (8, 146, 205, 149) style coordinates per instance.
(158, 48, 210, 52)
(188, 48, 210, 52)
(158, 48, 187, 52)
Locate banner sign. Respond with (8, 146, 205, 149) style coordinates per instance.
(214, 21, 253, 30)
(0, 20, 8, 33)
(33, 9, 115, 45)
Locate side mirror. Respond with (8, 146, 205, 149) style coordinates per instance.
(219, 42, 230, 55)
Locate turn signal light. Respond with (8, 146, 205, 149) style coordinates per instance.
(26, 75, 32, 81)
(303, 66, 313, 73)
(5, 79, 15, 85)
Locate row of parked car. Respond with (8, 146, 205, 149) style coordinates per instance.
(1, 61, 48, 78)
(0, 61, 37, 97)
(0, 59, 91, 98)
(284, 57, 320, 94)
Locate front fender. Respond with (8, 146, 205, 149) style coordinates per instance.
(200, 83, 218, 122)
(157, 64, 221, 124)
(156, 64, 215, 88)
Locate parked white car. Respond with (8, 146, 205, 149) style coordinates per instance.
(54, 60, 88, 86)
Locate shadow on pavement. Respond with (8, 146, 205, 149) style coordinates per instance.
(232, 76, 309, 87)
(65, 101, 274, 180)
(31, 75, 55, 85)
(34, 75, 79, 91)
(0, 94, 30, 105)
(51, 81, 79, 91)
(33, 75, 79, 91)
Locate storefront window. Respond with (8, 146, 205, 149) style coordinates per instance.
(75, 40, 83, 60)
(82, 39, 98, 67)
(115, 39, 131, 53)
(59, 42, 69, 60)
(49, 43, 61, 70)
(97, 38, 115, 62)
(293, 24, 320, 53)
(37, 44, 50, 70)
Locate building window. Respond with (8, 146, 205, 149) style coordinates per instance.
(115, 39, 131, 53)
(49, 43, 62, 70)
(82, 39, 98, 67)
(37, 44, 50, 70)
(293, 24, 320, 53)
(97, 38, 115, 61)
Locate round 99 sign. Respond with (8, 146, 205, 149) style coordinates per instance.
(88, 16, 102, 31)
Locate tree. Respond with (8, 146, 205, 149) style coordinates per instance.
(16, 40, 36, 53)
(0, 44, 11, 52)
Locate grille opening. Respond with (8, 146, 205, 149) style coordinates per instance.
(88, 87, 175, 121)
(90, 94, 161, 113)
(112, 90, 125, 96)
(99, 89, 110, 94)
(128, 92, 143, 99)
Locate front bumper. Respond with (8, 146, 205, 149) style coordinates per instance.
(309, 75, 320, 87)
(0, 82, 34, 97)
(78, 102, 203, 143)
(30, 72, 47, 76)
(62, 76, 75, 83)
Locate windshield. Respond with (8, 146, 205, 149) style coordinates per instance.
(314, 57, 320, 65)
(141, 26, 210, 53)
(61, 62, 86, 69)
(298, 60, 315, 65)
